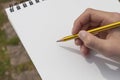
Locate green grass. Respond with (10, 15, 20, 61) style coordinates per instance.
(0, 27, 20, 46)
(0, 30, 7, 46)
(0, 48, 10, 76)
(0, 28, 11, 79)
(0, 12, 8, 27)
(7, 36, 20, 45)
(0, 5, 3, 11)
(13, 61, 34, 74)
(0, 24, 33, 79)
(0, 46, 12, 79)
(0, 1, 40, 80)
(0, 0, 11, 3)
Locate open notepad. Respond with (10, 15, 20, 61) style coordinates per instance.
(5, 0, 120, 80)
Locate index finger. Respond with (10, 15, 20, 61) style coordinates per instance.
(72, 8, 106, 34)
(72, 8, 91, 34)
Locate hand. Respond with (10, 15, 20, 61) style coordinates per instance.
(72, 8, 120, 57)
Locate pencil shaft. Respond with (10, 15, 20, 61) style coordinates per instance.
(62, 34, 78, 41)
(88, 22, 120, 33)
(61, 22, 120, 42)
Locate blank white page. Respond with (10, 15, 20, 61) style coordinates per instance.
(5, 0, 120, 80)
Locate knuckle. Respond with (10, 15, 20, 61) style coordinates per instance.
(85, 8, 93, 12)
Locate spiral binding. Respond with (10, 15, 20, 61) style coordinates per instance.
(9, 0, 45, 12)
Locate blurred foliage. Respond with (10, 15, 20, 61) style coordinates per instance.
(0, 29, 20, 46)
(0, 0, 11, 3)
(0, 29, 12, 79)
(0, 0, 38, 80)
(0, 21, 31, 79)
(0, 47, 11, 73)
(7, 36, 20, 45)
(0, 5, 2, 10)
(0, 29, 7, 46)
(0, 11, 8, 27)
(13, 61, 34, 74)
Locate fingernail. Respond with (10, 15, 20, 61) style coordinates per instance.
(79, 30, 87, 40)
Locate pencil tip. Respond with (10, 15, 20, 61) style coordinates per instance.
(56, 40, 63, 42)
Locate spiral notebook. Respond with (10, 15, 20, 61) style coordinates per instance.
(5, 0, 120, 80)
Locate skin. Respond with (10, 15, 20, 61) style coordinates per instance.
(72, 8, 120, 57)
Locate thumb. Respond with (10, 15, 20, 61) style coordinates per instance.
(78, 30, 108, 53)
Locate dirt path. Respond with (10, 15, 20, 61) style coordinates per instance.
(0, 1, 42, 80)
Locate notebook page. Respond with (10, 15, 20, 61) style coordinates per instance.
(6, 0, 120, 80)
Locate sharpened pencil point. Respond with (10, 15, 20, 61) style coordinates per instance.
(56, 39, 63, 42)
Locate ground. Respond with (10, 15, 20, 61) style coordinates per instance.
(0, 0, 41, 80)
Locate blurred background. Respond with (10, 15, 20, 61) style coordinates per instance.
(0, 0, 41, 80)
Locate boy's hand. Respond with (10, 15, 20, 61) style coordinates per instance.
(72, 8, 120, 57)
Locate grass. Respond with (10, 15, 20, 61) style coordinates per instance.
(13, 61, 34, 74)
(0, 11, 8, 27)
(7, 36, 20, 45)
(0, 29, 20, 46)
(0, 30, 7, 46)
(0, 41, 12, 79)
(0, 30, 11, 80)
(0, 26, 11, 79)
(0, 30, 34, 78)
(0, 0, 41, 80)
(0, 0, 11, 3)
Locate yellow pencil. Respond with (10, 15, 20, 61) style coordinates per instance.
(57, 21, 120, 42)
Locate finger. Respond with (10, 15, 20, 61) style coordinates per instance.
(78, 30, 109, 55)
(75, 38, 82, 46)
(72, 8, 91, 34)
(80, 45, 90, 56)
(72, 8, 108, 35)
